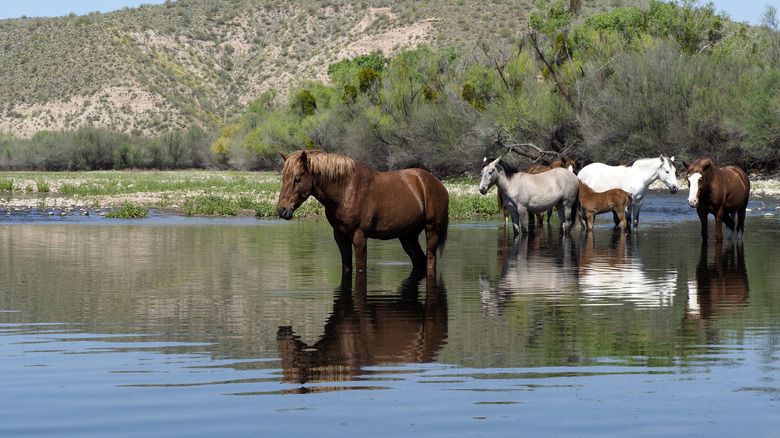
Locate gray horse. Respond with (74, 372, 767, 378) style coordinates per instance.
(479, 157, 580, 235)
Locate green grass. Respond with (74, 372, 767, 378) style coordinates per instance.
(106, 202, 149, 218)
(35, 179, 50, 192)
(0, 178, 13, 191)
(183, 195, 239, 216)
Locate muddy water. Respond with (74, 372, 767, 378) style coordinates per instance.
(2, 191, 780, 437)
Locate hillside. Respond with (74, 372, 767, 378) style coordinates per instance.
(0, 0, 626, 138)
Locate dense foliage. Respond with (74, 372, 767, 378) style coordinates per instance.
(207, 0, 780, 175)
(1, 1, 778, 175)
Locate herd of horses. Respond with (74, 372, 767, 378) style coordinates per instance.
(276, 150, 751, 274)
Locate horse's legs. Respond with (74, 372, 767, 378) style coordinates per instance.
(584, 210, 595, 231)
(629, 199, 644, 227)
(698, 209, 710, 241)
(555, 202, 567, 233)
(736, 207, 747, 239)
(400, 234, 427, 271)
(722, 210, 736, 240)
(498, 191, 510, 228)
(352, 230, 369, 272)
(615, 208, 627, 229)
(510, 207, 526, 235)
(334, 230, 353, 274)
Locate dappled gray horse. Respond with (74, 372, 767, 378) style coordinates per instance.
(479, 157, 579, 235)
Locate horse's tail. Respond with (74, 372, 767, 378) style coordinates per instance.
(571, 185, 581, 229)
(438, 202, 449, 255)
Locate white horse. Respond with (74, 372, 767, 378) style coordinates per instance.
(577, 155, 678, 227)
(479, 157, 580, 235)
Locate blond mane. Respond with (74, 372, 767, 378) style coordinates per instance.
(282, 150, 356, 181)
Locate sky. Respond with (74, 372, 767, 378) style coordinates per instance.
(0, 0, 773, 24)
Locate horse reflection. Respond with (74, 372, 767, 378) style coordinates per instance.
(277, 273, 447, 390)
(686, 241, 749, 321)
(577, 230, 678, 307)
(480, 227, 579, 316)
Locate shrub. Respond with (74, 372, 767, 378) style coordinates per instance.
(183, 195, 237, 216)
(106, 202, 148, 218)
(0, 178, 13, 191)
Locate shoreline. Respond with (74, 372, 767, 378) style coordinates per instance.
(2, 170, 780, 219)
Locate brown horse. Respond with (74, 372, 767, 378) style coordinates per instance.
(277, 150, 449, 273)
(683, 158, 750, 241)
(496, 158, 578, 226)
(578, 182, 632, 231)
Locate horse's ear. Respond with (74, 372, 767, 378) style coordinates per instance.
(483, 157, 488, 163)
(281, 152, 289, 161)
(670, 156, 675, 162)
(683, 160, 690, 170)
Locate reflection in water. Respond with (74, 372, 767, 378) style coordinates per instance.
(577, 230, 678, 308)
(686, 241, 749, 320)
(277, 273, 448, 391)
(479, 227, 578, 315)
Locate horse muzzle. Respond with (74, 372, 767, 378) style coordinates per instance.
(687, 199, 697, 208)
(277, 206, 294, 220)
(478, 186, 488, 195)
(669, 186, 679, 194)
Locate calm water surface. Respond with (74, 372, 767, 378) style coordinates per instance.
(2, 191, 780, 437)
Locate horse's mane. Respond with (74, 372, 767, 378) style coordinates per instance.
(496, 159, 521, 177)
(283, 150, 356, 181)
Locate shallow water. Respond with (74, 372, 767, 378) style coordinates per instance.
(2, 191, 780, 437)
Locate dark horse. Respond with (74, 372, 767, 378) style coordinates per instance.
(683, 158, 750, 241)
(277, 150, 449, 273)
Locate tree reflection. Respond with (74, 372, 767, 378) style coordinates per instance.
(276, 272, 448, 392)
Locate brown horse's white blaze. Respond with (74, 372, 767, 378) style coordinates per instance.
(683, 158, 750, 242)
(277, 150, 449, 274)
(687, 172, 703, 208)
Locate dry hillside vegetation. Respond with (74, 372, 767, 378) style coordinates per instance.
(1, 0, 578, 138)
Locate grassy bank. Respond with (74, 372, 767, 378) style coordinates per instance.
(0, 170, 501, 219)
(2, 170, 780, 219)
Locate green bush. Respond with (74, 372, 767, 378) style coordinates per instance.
(183, 195, 238, 216)
(106, 202, 148, 218)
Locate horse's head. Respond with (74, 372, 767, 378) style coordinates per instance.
(559, 158, 578, 174)
(277, 151, 316, 220)
(683, 158, 713, 208)
(657, 155, 679, 194)
(479, 157, 501, 194)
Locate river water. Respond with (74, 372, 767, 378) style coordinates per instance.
(2, 191, 780, 437)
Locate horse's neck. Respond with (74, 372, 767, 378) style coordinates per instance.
(494, 171, 518, 195)
(312, 175, 351, 207)
(312, 165, 373, 207)
(633, 159, 660, 187)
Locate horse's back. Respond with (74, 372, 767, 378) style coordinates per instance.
(373, 167, 449, 226)
(579, 163, 632, 194)
(548, 167, 581, 193)
(522, 168, 578, 209)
